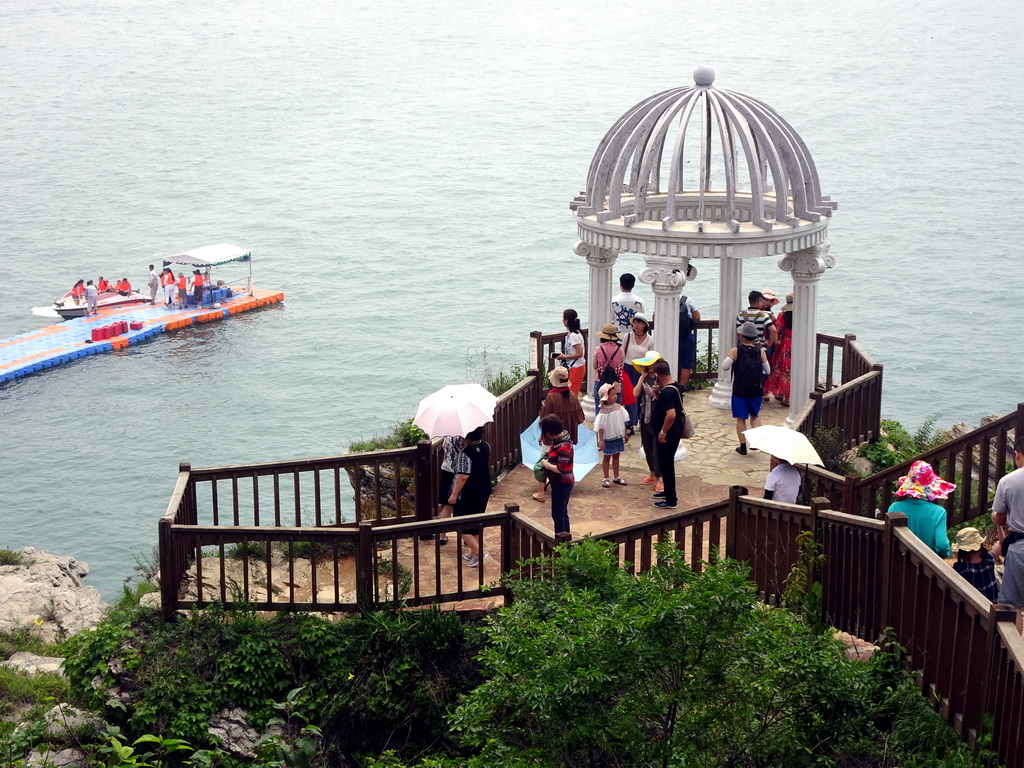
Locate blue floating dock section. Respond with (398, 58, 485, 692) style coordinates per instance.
(0, 287, 284, 384)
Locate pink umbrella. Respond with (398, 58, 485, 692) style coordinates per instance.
(413, 383, 498, 438)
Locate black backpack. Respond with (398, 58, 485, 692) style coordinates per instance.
(678, 295, 694, 337)
(733, 344, 763, 398)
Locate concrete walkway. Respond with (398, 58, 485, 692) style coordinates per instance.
(490, 387, 791, 538)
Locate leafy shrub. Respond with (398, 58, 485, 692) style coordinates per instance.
(810, 425, 856, 476)
(225, 540, 270, 561)
(0, 549, 23, 566)
(61, 600, 484, 762)
(859, 416, 949, 472)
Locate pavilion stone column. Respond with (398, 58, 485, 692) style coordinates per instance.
(639, 256, 687, 375)
(707, 257, 744, 409)
(779, 243, 835, 428)
(575, 240, 618, 418)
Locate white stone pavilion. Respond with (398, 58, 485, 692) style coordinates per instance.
(571, 67, 837, 426)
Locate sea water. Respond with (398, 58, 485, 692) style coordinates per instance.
(1, 0, 1022, 598)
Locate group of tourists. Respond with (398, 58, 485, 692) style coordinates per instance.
(153, 265, 206, 309)
(884, 445, 1024, 631)
(67, 276, 134, 315)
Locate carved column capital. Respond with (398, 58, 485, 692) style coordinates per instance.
(778, 242, 835, 281)
(640, 257, 686, 297)
(574, 240, 618, 268)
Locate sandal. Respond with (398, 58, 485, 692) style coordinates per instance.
(613, 477, 628, 486)
(655, 483, 664, 493)
(602, 478, 611, 488)
(640, 477, 658, 485)
(531, 492, 546, 503)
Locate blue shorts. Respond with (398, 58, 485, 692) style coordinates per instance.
(731, 396, 762, 420)
(678, 333, 697, 371)
(602, 437, 625, 455)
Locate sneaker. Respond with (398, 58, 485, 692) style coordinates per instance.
(462, 553, 473, 561)
(467, 553, 489, 568)
(736, 444, 748, 455)
(653, 491, 666, 498)
(654, 500, 678, 509)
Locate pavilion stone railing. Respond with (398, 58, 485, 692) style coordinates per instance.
(800, 402, 1024, 527)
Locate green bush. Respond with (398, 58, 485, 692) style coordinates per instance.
(859, 417, 949, 472)
(349, 419, 428, 453)
(60, 603, 484, 762)
(447, 538, 984, 768)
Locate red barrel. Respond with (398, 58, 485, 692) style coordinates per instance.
(129, 321, 143, 331)
(100, 325, 111, 340)
(117, 321, 127, 335)
(91, 328, 103, 342)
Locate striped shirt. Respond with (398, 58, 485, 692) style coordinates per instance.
(735, 308, 775, 347)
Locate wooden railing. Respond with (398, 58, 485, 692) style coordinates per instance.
(802, 402, 1024, 526)
(158, 372, 545, 617)
(794, 332, 884, 448)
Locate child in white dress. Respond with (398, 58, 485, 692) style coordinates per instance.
(595, 382, 629, 487)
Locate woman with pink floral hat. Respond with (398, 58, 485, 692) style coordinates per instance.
(887, 460, 956, 557)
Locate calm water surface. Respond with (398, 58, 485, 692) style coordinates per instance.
(1, 0, 1022, 598)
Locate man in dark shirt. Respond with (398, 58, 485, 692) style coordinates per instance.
(651, 360, 684, 509)
(723, 322, 770, 455)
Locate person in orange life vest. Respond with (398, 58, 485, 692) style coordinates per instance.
(192, 269, 205, 305)
(116, 277, 131, 296)
(70, 279, 86, 303)
(176, 272, 188, 309)
(97, 277, 112, 293)
(161, 268, 176, 306)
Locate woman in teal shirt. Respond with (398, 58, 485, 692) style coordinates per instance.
(887, 460, 956, 558)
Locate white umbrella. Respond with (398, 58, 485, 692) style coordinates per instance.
(742, 425, 823, 466)
(413, 383, 498, 437)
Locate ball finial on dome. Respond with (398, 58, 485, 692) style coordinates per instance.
(693, 66, 715, 87)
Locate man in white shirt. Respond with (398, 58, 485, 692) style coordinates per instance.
(611, 273, 645, 337)
(993, 437, 1024, 631)
(764, 456, 801, 504)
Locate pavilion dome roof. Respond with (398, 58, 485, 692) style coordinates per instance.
(572, 67, 836, 236)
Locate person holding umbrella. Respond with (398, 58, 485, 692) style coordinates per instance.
(413, 383, 499, 561)
(448, 426, 491, 567)
(743, 425, 824, 505)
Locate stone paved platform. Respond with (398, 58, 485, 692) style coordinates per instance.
(490, 386, 791, 537)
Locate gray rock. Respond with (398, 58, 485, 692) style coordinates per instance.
(208, 707, 283, 759)
(0, 651, 65, 677)
(0, 548, 107, 643)
(26, 747, 88, 768)
(0, 549, 107, 642)
(39, 704, 103, 739)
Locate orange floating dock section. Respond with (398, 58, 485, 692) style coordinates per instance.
(0, 287, 283, 384)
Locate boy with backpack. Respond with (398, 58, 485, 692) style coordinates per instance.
(722, 322, 771, 455)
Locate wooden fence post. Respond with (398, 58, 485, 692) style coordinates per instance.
(982, 603, 1020, 743)
(726, 485, 747, 560)
(809, 497, 826, 588)
(841, 333, 857, 382)
(880, 512, 907, 637)
(356, 521, 374, 613)
(414, 439, 434, 521)
(502, 503, 518, 607)
(158, 517, 175, 620)
(530, 330, 543, 372)
(842, 473, 858, 517)
(1015, 402, 1024, 448)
